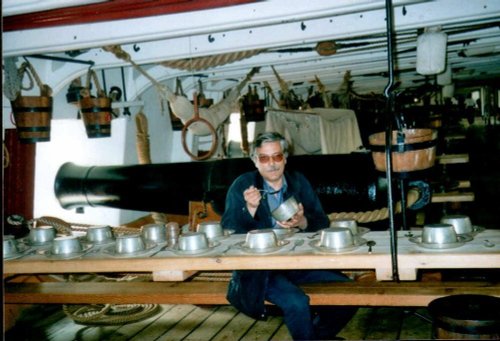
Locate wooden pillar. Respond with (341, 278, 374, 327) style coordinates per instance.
(3, 128, 36, 222)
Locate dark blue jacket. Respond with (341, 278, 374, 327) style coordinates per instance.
(221, 169, 329, 320)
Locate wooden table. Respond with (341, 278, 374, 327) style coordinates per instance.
(4, 230, 499, 281)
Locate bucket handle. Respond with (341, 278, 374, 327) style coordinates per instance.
(18, 62, 52, 97)
(84, 69, 106, 98)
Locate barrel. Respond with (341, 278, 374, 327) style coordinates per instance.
(428, 294, 500, 339)
(79, 96, 112, 138)
(11, 95, 53, 143)
(369, 128, 437, 173)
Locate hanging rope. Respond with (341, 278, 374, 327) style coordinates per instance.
(161, 49, 264, 70)
(102, 45, 259, 137)
(3, 57, 22, 100)
(181, 92, 218, 160)
(3, 143, 10, 169)
(18, 61, 53, 96)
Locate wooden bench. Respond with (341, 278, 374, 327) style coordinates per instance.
(5, 280, 499, 307)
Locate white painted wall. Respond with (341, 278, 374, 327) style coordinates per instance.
(33, 117, 148, 226)
(5, 58, 243, 226)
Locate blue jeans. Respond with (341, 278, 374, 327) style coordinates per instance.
(264, 270, 352, 340)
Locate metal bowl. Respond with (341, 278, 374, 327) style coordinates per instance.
(178, 232, 209, 251)
(51, 236, 83, 255)
(272, 196, 299, 222)
(318, 227, 354, 249)
(330, 218, 359, 235)
(245, 229, 278, 250)
(29, 225, 56, 245)
(141, 223, 167, 243)
(422, 224, 458, 244)
(86, 225, 114, 243)
(3, 235, 19, 257)
(196, 221, 223, 239)
(440, 215, 473, 235)
(115, 234, 146, 254)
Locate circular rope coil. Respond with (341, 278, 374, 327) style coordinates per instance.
(63, 304, 161, 325)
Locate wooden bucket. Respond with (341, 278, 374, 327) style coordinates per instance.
(428, 294, 500, 339)
(11, 96, 53, 143)
(10, 62, 53, 143)
(368, 128, 437, 173)
(79, 70, 112, 138)
(79, 97, 112, 138)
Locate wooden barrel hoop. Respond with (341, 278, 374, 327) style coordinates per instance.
(11, 96, 53, 143)
(368, 128, 437, 173)
(428, 294, 500, 340)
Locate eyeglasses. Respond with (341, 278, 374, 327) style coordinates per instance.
(257, 153, 284, 163)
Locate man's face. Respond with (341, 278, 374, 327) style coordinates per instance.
(254, 141, 286, 183)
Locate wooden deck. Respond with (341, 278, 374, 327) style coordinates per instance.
(5, 303, 433, 340)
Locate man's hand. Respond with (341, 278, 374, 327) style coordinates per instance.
(243, 186, 262, 217)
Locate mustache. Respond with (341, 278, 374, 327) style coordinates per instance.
(266, 165, 281, 172)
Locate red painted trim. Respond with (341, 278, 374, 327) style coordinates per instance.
(3, 0, 259, 32)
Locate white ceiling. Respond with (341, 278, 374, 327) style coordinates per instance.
(3, 0, 500, 98)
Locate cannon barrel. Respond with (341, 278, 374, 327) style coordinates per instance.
(55, 153, 391, 216)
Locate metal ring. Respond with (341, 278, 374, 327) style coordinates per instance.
(181, 116, 218, 161)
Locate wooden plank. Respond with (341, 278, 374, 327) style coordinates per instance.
(107, 305, 174, 341)
(153, 270, 198, 281)
(128, 305, 196, 341)
(211, 310, 257, 341)
(437, 153, 469, 164)
(241, 315, 283, 341)
(336, 307, 373, 340)
(184, 306, 239, 341)
(156, 305, 216, 340)
(6, 281, 500, 307)
(431, 191, 475, 203)
(4, 230, 499, 282)
(444, 134, 466, 141)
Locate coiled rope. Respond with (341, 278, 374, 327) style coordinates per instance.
(329, 187, 420, 223)
(63, 304, 160, 325)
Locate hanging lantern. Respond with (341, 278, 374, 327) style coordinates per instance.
(416, 26, 447, 75)
(437, 63, 452, 85)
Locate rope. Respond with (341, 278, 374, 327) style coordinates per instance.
(19, 61, 53, 96)
(84, 69, 105, 98)
(328, 188, 419, 223)
(3, 57, 22, 100)
(18, 63, 34, 91)
(3, 143, 10, 169)
(135, 112, 152, 164)
(103, 45, 171, 101)
(191, 271, 232, 282)
(161, 49, 264, 71)
(29, 216, 141, 235)
(63, 304, 160, 325)
(31, 187, 420, 238)
(181, 93, 219, 160)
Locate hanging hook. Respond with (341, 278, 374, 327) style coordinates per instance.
(121, 66, 131, 116)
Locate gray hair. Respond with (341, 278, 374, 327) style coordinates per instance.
(251, 132, 289, 160)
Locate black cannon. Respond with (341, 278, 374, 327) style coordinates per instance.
(54, 152, 430, 218)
